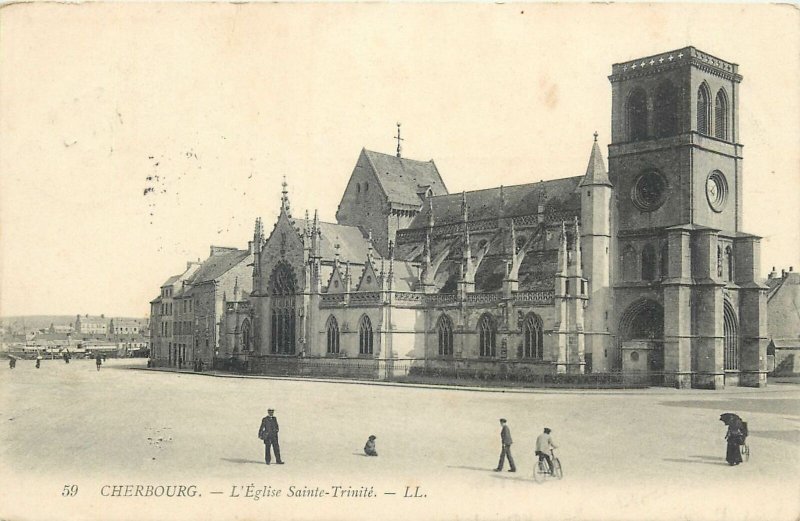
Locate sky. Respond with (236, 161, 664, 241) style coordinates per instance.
(0, 3, 798, 317)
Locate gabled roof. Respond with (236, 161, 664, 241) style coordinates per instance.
(406, 176, 582, 230)
(192, 249, 250, 284)
(362, 149, 448, 207)
(293, 219, 382, 263)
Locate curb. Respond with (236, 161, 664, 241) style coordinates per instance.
(128, 366, 797, 396)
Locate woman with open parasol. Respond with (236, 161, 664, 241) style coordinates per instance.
(720, 413, 744, 466)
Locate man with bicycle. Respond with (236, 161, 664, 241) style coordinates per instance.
(535, 427, 558, 474)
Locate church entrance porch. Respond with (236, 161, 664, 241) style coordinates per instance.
(618, 299, 667, 386)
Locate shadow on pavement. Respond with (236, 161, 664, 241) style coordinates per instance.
(447, 465, 495, 473)
(663, 457, 727, 466)
(221, 458, 265, 465)
(489, 473, 537, 484)
(749, 429, 800, 444)
(660, 398, 800, 416)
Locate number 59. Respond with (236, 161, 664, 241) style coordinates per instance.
(62, 485, 78, 497)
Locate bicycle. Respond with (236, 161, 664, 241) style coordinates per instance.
(533, 449, 562, 483)
(740, 441, 750, 462)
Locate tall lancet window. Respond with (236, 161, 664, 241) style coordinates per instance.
(359, 315, 374, 355)
(478, 314, 496, 357)
(697, 84, 711, 135)
(269, 262, 296, 354)
(437, 314, 454, 357)
(715, 89, 729, 140)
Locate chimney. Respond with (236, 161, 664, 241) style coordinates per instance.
(791, 266, 795, 272)
(248, 240, 254, 254)
(782, 269, 787, 278)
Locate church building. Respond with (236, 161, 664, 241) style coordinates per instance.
(216, 47, 768, 389)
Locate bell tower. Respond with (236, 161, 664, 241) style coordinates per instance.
(606, 48, 765, 389)
(607, 47, 743, 233)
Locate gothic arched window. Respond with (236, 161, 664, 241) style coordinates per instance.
(478, 314, 496, 357)
(269, 262, 296, 354)
(241, 318, 251, 351)
(654, 80, 678, 138)
(715, 89, 729, 140)
(359, 315, 373, 355)
(626, 88, 648, 142)
(622, 245, 637, 282)
(641, 244, 656, 281)
(437, 314, 453, 357)
(522, 313, 544, 359)
(697, 84, 711, 135)
(326, 316, 340, 354)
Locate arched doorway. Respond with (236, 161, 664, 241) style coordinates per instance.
(618, 299, 664, 384)
(269, 262, 297, 354)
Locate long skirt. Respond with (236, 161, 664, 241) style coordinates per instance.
(726, 441, 742, 465)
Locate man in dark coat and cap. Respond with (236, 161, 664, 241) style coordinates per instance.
(494, 418, 516, 472)
(258, 408, 284, 465)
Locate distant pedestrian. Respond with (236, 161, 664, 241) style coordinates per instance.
(35, 356, 42, 369)
(9, 358, 16, 369)
(198, 359, 204, 372)
(364, 435, 378, 456)
(258, 408, 284, 465)
(494, 418, 516, 472)
(96, 354, 102, 371)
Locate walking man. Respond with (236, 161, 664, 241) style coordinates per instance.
(494, 418, 516, 472)
(258, 408, 284, 465)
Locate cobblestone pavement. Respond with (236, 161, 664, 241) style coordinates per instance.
(1, 359, 798, 521)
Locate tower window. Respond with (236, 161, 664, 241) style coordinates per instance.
(641, 244, 656, 281)
(725, 246, 735, 282)
(622, 245, 637, 282)
(715, 89, 729, 140)
(697, 84, 711, 135)
(654, 80, 678, 138)
(626, 88, 648, 142)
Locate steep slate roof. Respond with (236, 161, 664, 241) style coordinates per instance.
(192, 249, 250, 284)
(363, 149, 448, 207)
(579, 139, 612, 187)
(406, 176, 583, 230)
(161, 274, 181, 288)
(293, 219, 382, 263)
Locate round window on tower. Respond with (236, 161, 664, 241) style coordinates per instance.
(631, 171, 668, 212)
(705, 171, 728, 213)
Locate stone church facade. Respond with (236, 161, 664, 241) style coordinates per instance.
(217, 47, 768, 389)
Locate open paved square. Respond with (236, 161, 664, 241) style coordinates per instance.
(1, 359, 798, 521)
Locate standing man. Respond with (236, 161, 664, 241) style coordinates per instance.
(494, 418, 516, 472)
(95, 354, 102, 371)
(258, 408, 284, 465)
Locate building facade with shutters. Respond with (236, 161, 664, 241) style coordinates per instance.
(211, 47, 768, 389)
